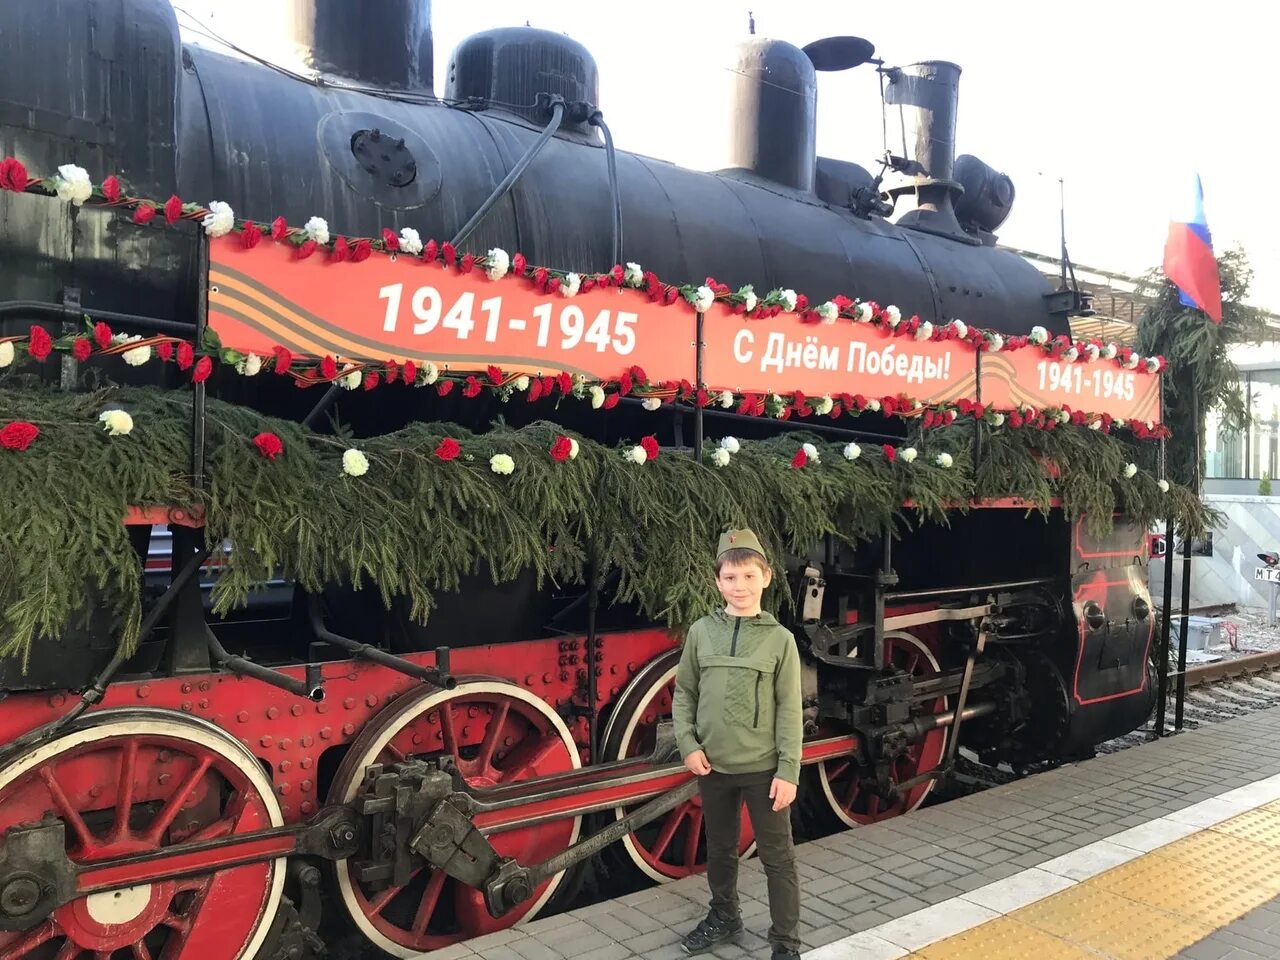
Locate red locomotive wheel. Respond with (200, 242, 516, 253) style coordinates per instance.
(600, 651, 756, 882)
(330, 681, 582, 958)
(816, 632, 948, 826)
(0, 711, 284, 960)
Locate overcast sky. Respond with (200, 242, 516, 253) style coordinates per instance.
(172, 0, 1276, 310)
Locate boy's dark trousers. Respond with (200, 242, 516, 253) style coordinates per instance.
(697, 769, 801, 952)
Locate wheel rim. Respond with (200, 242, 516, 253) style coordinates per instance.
(0, 711, 284, 960)
(816, 632, 948, 827)
(331, 681, 582, 957)
(602, 655, 756, 883)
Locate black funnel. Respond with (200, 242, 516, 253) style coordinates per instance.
(285, 0, 433, 92)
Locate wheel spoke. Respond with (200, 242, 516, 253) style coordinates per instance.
(368, 867, 423, 916)
(53, 940, 80, 960)
(503, 732, 561, 780)
(437, 704, 459, 756)
(144, 755, 213, 844)
(411, 870, 447, 936)
(112, 739, 140, 842)
(39, 767, 95, 850)
(649, 804, 687, 862)
(476, 701, 510, 774)
(826, 760, 851, 782)
(1, 919, 59, 958)
(132, 943, 154, 960)
(683, 808, 704, 869)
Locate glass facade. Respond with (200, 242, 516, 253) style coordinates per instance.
(1206, 370, 1280, 481)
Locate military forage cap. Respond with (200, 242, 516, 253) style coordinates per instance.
(717, 527, 767, 560)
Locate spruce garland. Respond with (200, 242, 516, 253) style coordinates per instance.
(0, 386, 1207, 663)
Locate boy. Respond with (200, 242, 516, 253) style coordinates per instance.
(672, 528, 803, 960)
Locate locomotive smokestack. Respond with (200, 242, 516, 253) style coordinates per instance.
(285, 0, 434, 93)
(883, 61, 969, 240)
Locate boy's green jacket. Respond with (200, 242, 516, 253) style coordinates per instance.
(672, 609, 803, 784)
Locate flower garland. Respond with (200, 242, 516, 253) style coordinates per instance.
(0, 160, 1169, 438)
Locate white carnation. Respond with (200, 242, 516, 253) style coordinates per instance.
(1145, 357, 1160, 373)
(242, 352, 262, 376)
(801, 442, 820, 463)
(624, 262, 644, 287)
(589, 385, 605, 409)
(712, 448, 732, 467)
(952, 319, 968, 339)
(1124, 462, 1138, 479)
(885, 305, 901, 325)
(855, 302, 873, 322)
(843, 442, 862, 461)
(514, 375, 530, 391)
(341, 370, 362, 390)
(718, 390, 734, 408)
(720, 436, 741, 454)
(561, 272, 581, 297)
(421, 361, 439, 385)
(642, 397, 661, 411)
(304, 216, 330, 245)
(901, 447, 918, 463)
(490, 453, 515, 475)
(99, 409, 134, 436)
(1124, 353, 1140, 370)
(0, 341, 13, 367)
(1089, 418, 1102, 430)
(568, 438, 580, 459)
(1029, 325, 1049, 345)
(1101, 342, 1118, 360)
(742, 288, 758, 313)
(992, 413, 1006, 426)
(1063, 347, 1078, 362)
(202, 200, 235, 238)
(693, 285, 715, 312)
(1085, 344, 1101, 362)
(484, 247, 509, 280)
(398, 227, 424, 255)
(1158, 479, 1170, 493)
(778, 289, 798, 312)
(121, 337, 151, 366)
(916, 321, 934, 340)
(55, 164, 93, 205)
(342, 449, 369, 477)
(816, 301, 838, 324)
(626, 445, 648, 464)
(815, 395, 834, 415)
(935, 452, 954, 469)
(989, 333, 1005, 352)
(866, 399, 882, 412)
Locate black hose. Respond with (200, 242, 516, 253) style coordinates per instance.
(590, 112, 623, 267)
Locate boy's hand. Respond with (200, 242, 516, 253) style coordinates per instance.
(684, 750, 712, 776)
(769, 777, 797, 811)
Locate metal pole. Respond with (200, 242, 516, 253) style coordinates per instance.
(1156, 519, 1174, 738)
(1271, 579, 1278, 628)
(1174, 389, 1200, 732)
(693, 312, 705, 462)
(192, 237, 209, 491)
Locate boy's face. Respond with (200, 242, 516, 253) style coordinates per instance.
(716, 557, 772, 617)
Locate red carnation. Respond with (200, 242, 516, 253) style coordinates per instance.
(296, 239, 317, 260)
(363, 371, 380, 390)
(101, 175, 121, 202)
(550, 436, 574, 462)
(527, 378, 545, 402)
(5, 158, 27, 191)
(382, 228, 399, 251)
(883, 444, 897, 462)
(639, 435, 659, 461)
(460, 253, 476, 274)
(533, 267, 549, 289)
(331, 237, 350, 262)
(132, 205, 157, 224)
(513, 252, 527, 275)
(157, 341, 173, 362)
(602, 392, 620, 410)
(829, 403, 843, 419)
(582, 277, 596, 293)
(192, 355, 213, 383)
(240, 221, 263, 248)
(557, 371, 573, 396)
(351, 239, 373, 262)
(973, 403, 986, 420)
(790, 448, 808, 469)
(663, 287, 679, 305)
(547, 277, 562, 294)
(385, 359, 399, 384)
(423, 239, 438, 262)
(320, 355, 338, 380)
(177, 341, 195, 371)
(437, 379, 455, 396)
(93, 321, 113, 349)
(271, 216, 288, 241)
(273, 346, 293, 374)
(1009, 411, 1024, 428)
(164, 195, 183, 225)
(611, 264, 624, 284)
(253, 432, 283, 459)
(402, 359, 417, 384)
(462, 376, 482, 398)
(72, 337, 92, 361)
(487, 364, 504, 385)
(27, 325, 51, 361)
(435, 437, 462, 461)
(0, 421, 39, 451)
(442, 242, 457, 267)
(619, 371, 633, 396)
(795, 294, 809, 312)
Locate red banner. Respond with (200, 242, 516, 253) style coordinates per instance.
(207, 238, 691, 383)
(700, 306, 978, 405)
(980, 350, 1161, 423)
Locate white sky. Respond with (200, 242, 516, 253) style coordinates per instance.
(174, 0, 1276, 310)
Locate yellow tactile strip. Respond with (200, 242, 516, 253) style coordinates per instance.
(910, 801, 1280, 959)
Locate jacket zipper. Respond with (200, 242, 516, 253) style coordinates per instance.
(753, 673, 762, 728)
(729, 618, 741, 656)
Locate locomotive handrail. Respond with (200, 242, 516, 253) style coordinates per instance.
(306, 594, 456, 689)
(0, 299, 190, 336)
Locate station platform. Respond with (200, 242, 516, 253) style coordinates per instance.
(454, 706, 1280, 960)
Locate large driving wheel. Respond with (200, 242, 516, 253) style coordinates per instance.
(0, 710, 285, 960)
(329, 680, 582, 957)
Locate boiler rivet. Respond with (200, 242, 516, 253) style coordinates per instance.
(320, 727, 333, 740)
(365, 695, 378, 708)
(237, 711, 249, 723)
(291, 704, 304, 717)
(342, 723, 355, 736)
(260, 736, 273, 748)
(137, 685, 151, 699)
(343, 697, 356, 710)
(266, 707, 279, 720)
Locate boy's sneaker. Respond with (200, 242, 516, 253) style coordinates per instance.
(679, 910, 744, 954)
(770, 947, 801, 960)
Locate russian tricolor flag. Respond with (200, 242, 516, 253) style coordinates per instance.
(1162, 174, 1222, 323)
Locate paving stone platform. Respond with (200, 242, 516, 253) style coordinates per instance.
(446, 706, 1280, 960)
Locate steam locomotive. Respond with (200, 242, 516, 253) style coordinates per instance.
(0, 2, 1160, 958)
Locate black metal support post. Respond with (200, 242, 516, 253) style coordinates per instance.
(192, 239, 209, 490)
(694, 312, 705, 461)
(1155, 513, 1175, 738)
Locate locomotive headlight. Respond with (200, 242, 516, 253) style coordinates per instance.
(1083, 601, 1106, 631)
(1133, 597, 1151, 621)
